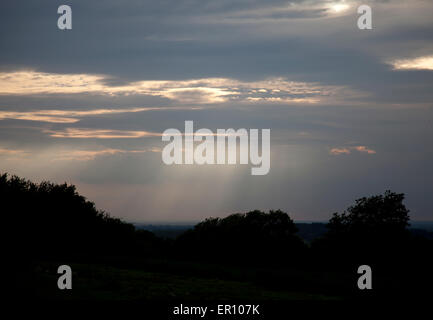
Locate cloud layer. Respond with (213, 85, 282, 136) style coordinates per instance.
(1, 0, 433, 222)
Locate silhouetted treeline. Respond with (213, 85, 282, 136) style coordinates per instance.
(1, 173, 161, 260)
(3, 173, 432, 299)
(3, 173, 432, 264)
(175, 210, 307, 265)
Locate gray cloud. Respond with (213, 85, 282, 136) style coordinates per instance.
(1, 0, 433, 221)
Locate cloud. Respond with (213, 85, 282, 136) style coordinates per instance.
(53, 147, 161, 161)
(44, 127, 247, 139)
(44, 128, 161, 139)
(327, 3, 350, 14)
(352, 145, 376, 154)
(0, 71, 345, 105)
(330, 145, 376, 155)
(0, 145, 162, 162)
(205, 0, 350, 23)
(0, 147, 28, 156)
(390, 55, 433, 71)
(1, 0, 433, 221)
(0, 106, 201, 123)
(329, 147, 351, 155)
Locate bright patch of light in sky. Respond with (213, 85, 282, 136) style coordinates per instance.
(391, 55, 433, 71)
(329, 3, 350, 13)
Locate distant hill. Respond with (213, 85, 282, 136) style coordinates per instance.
(135, 221, 433, 242)
(294, 223, 328, 243)
(134, 223, 194, 239)
(135, 222, 329, 242)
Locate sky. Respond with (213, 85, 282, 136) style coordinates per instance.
(1, 0, 433, 222)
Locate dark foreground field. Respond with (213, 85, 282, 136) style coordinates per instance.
(32, 260, 341, 301)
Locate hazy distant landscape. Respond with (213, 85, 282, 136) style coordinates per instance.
(135, 221, 433, 241)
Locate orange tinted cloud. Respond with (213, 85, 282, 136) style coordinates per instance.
(330, 147, 351, 155)
(0, 71, 344, 105)
(0, 106, 201, 123)
(353, 146, 376, 154)
(390, 55, 433, 71)
(330, 145, 376, 155)
(44, 128, 161, 139)
(0, 147, 28, 155)
(53, 147, 161, 161)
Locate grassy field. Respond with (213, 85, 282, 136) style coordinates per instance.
(33, 261, 341, 301)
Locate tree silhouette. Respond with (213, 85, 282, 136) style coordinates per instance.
(313, 190, 411, 267)
(1, 173, 138, 260)
(327, 190, 409, 237)
(177, 210, 306, 265)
